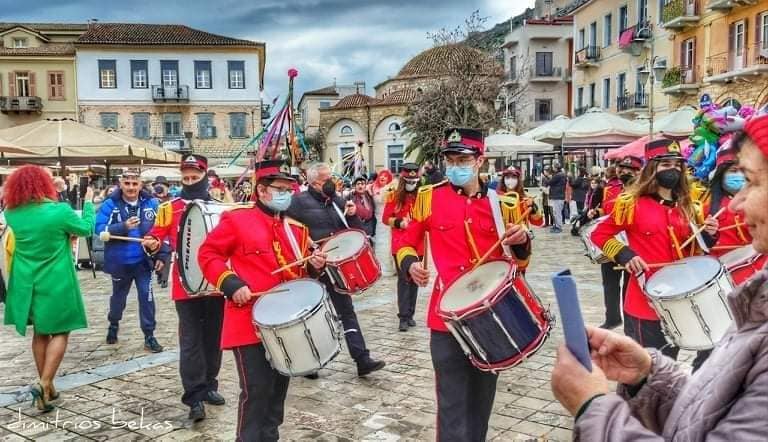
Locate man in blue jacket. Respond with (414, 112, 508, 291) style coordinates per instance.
(95, 169, 163, 352)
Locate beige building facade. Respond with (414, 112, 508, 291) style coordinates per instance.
(661, 0, 768, 110)
(297, 83, 362, 136)
(0, 23, 87, 129)
(570, 0, 672, 120)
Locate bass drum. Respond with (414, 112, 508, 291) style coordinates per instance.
(177, 201, 250, 296)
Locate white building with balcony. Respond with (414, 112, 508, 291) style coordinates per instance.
(75, 22, 265, 161)
(501, 15, 574, 134)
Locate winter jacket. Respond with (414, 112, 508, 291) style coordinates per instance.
(576, 269, 768, 441)
(286, 186, 363, 241)
(571, 176, 589, 206)
(94, 189, 158, 275)
(548, 172, 567, 200)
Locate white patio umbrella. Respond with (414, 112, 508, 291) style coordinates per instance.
(140, 167, 181, 181)
(653, 106, 697, 137)
(562, 107, 647, 139)
(484, 131, 553, 158)
(0, 137, 37, 155)
(210, 164, 248, 179)
(521, 115, 572, 142)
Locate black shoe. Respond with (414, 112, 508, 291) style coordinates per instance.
(144, 336, 164, 353)
(357, 358, 386, 377)
(599, 320, 622, 330)
(304, 373, 319, 380)
(407, 318, 416, 327)
(160, 281, 168, 289)
(204, 390, 225, 406)
(188, 402, 205, 422)
(106, 324, 119, 345)
(398, 319, 408, 332)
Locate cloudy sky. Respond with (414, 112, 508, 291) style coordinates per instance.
(6, 0, 532, 101)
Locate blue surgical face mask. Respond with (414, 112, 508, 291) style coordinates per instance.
(445, 165, 475, 187)
(266, 190, 292, 212)
(723, 172, 745, 194)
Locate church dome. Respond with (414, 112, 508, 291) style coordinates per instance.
(396, 43, 499, 79)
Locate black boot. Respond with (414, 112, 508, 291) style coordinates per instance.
(398, 319, 408, 332)
(106, 324, 119, 344)
(204, 390, 225, 406)
(357, 358, 386, 377)
(144, 336, 164, 353)
(188, 402, 205, 422)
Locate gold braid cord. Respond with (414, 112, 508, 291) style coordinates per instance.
(273, 240, 299, 279)
(611, 193, 637, 225)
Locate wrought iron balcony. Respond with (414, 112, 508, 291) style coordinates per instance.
(575, 46, 601, 69)
(0, 96, 43, 113)
(617, 92, 648, 113)
(151, 85, 190, 102)
(705, 46, 768, 83)
(529, 66, 563, 81)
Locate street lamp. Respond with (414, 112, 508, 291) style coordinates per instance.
(639, 55, 667, 139)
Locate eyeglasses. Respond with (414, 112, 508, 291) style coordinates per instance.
(444, 157, 476, 167)
(268, 185, 294, 196)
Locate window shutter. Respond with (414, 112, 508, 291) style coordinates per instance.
(692, 39, 697, 77)
(29, 72, 36, 97)
(60, 72, 65, 99)
(757, 13, 762, 46)
(48, 72, 54, 99)
(9, 72, 16, 96)
(680, 41, 685, 66)
(728, 23, 735, 70)
(744, 18, 750, 67)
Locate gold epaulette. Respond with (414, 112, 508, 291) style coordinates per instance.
(692, 200, 705, 224)
(412, 180, 448, 222)
(612, 193, 637, 225)
(4, 227, 14, 273)
(385, 191, 395, 204)
(155, 200, 175, 228)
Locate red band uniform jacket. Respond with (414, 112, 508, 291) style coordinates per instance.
(395, 182, 531, 332)
(382, 192, 424, 257)
(705, 195, 752, 258)
(148, 198, 196, 301)
(197, 204, 310, 349)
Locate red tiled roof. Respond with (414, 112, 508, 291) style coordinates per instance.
(330, 93, 380, 109)
(0, 43, 75, 56)
(374, 89, 418, 106)
(76, 23, 263, 47)
(396, 43, 499, 79)
(303, 85, 339, 96)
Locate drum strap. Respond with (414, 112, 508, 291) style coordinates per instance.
(487, 191, 512, 257)
(283, 218, 304, 260)
(331, 202, 350, 229)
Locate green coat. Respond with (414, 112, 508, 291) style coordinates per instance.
(3, 200, 94, 336)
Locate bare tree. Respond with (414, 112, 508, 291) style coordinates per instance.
(427, 10, 489, 46)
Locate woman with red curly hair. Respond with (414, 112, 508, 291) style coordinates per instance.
(2, 165, 94, 412)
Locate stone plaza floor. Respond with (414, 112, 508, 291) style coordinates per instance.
(0, 226, 696, 441)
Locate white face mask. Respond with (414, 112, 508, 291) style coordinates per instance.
(504, 177, 518, 189)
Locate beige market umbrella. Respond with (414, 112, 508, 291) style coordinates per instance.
(210, 163, 248, 178)
(521, 115, 572, 143)
(484, 131, 553, 158)
(0, 136, 38, 155)
(0, 118, 182, 166)
(652, 106, 697, 137)
(140, 167, 181, 181)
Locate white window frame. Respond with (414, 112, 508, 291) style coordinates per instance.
(15, 72, 30, 96)
(100, 69, 115, 89)
(162, 69, 178, 88)
(12, 37, 27, 48)
(133, 68, 147, 89)
(761, 12, 768, 50)
(602, 77, 611, 109)
(340, 125, 354, 136)
(603, 14, 612, 48)
(196, 69, 211, 89)
(229, 70, 244, 89)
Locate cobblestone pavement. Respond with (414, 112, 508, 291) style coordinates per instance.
(0, 227, 695, 441)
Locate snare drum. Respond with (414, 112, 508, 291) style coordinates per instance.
(644, 256, 734, 350)
(178, 201, 250, 296)
(252, 279, 342, 377)
(580, 216, 627, 264)
(718, 245, 768, 286)
(321, 229, 381, 294)
(438, 260, 551, 373)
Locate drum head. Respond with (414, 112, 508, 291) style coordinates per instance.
(322, 230, 366, 262)
(720, 245, 759, 268)
(252, 279, 325, 326)
(440, 260, 513, 312)
(646, 256, 722, 298)
(177, 202, 208, 293)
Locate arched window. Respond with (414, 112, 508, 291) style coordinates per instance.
(720, 98, 741, 110)
(340, 125, 353, 136)
(388, 122, 401, 132)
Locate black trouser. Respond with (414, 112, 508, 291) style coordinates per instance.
(600, 263, 627, 325)
(175, 297, 224, 407)
(232, 344, 290, 442)
(324, 277, 370, 363)
(431, 331, 497, 442)
(395, 255, 419, 320)
(624, 314, 679, 360)
(156, 253, 171, 285)
(542, 203, 552, 226)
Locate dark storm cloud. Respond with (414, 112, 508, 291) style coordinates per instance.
(5, 0, 530, 99)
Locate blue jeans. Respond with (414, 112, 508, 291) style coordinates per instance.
(107, 260, 156, 337)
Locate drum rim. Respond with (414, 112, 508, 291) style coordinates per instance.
(720, 245, 762, 270)
(646, 265, 731, 300)
(177, 201, 209, 295)
(467, 321, 552, 372)
(437, 259, 516, 317)
(321, 228, 369, 263)
(645, 256, 725, 299)
(251, 279, 328, 327)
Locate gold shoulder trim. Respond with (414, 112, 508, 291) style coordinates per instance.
(612, 193, 637, 225)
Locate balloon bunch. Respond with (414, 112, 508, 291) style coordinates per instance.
(687, 104, 755, 180)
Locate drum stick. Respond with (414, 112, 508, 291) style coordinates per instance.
(475, 236, 504, 269)
(98, 231, 144, 243)
(679, 207, 726, 250)
(718, 223, 746, 232)
(613, 261, 686, 271)
(711, 244, 744, 251)
(270, 246, 339, 275)
(421, 232, 430, 271)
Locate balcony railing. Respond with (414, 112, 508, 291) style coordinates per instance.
(705, 45, 768, 82)
(574, 106, 591, 116)
(575, 46, 601, 68)
(0, 96, 43, 113)
(152, 85, 190, 102)
(529, 66, 563, 80)
(661, 65, 702, 94)
(617, 92, 648, 112)
(662, 0, 700, 30)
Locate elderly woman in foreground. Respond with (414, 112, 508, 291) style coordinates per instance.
(550, 115, 768, 440)
(2, 165, 94, 412)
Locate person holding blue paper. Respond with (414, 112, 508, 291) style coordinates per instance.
(550, 114, 768, 440)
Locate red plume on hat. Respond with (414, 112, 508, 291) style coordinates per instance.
(743, 114, 768, 159)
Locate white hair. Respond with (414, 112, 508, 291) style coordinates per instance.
(306, 162, 330, 183)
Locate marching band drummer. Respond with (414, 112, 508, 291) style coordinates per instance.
(382, 162, 423, 332)
(588, 157, 642, 330)
(197, 160, 326, 442)
(590, 140, 719, 359)
(706, 144, 753, 258)
(142, 154, 226, 422)
(400, 128, 532, 442)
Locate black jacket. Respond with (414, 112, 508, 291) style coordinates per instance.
(548, 172, 567, 200)
(571, 176, 589, 204)
(286, 187, 363, 240)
